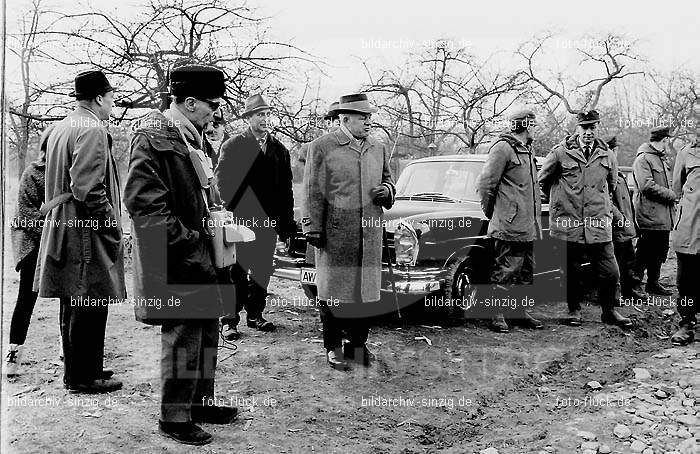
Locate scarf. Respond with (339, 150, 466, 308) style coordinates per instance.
(163, 103, 203, 150)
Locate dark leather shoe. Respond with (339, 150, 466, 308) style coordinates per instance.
(247, 316, 276, 332)
(343, 343, 375, 366)
(100, 369, 114, 379)
(671, 322, 696, 346)
(490, 313, 509, 333)
(327, 349, 349, 371)
(158, 421, 212, 445)
(192, 405, 238, 424)
(645, 282, 673, 296)
(222, 324, 240, 341)
(65, 378, 123, 394)
(566, 310, 582, 326)
(601, 309, 633, 329)
(510, 312, 544, 330)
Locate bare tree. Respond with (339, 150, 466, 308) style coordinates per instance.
(6, 0, 68, 177)
(646, 69, 698, 144)
(517, 32, 644, 117)
(363, 41, 527, 155)
(38, 0, 320, 116)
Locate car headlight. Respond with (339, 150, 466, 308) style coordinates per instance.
(394, 220, 419, 266)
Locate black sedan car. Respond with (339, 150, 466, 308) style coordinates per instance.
(273, 154, 564, 317)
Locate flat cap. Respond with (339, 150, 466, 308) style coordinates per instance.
(507, 107, 536, 121)
(577, 110, 600, 126)
(650, 125, 671, 141)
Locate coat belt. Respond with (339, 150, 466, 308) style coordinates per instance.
(39, 193, 73, 216)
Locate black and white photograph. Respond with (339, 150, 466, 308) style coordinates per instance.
(0, 0, 698, 452)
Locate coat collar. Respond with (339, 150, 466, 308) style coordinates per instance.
(333, 126, 376, 153)
(637, 142, 666, 158)
(561, 134, 607, 164)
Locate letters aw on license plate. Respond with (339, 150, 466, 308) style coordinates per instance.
(300, 268, 317, 285)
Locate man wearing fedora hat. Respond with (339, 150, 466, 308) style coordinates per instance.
(124, 64, 237, 445)
(539, 110, 632, 328)
(34, 69, 125, 394)
(302, 93, 395, 370)
(215, 94, 297, 339)
(632, 125, 677, 296)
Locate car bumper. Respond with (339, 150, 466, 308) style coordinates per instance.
(272, 255, 444, 297)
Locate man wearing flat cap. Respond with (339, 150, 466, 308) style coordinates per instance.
(605, 136, 646, 303)
(539, 110, 632, 328)
(477, 107, 544, 333)
(669, 107, 699, 346)
(215, 94, 297, 339)
(124, 64, 236, 445)
(632, 125, 677, 296)
(34, 69, 125, 394)
(302, 93, 395, 370)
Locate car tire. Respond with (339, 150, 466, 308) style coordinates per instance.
(441, 256, 480, 323)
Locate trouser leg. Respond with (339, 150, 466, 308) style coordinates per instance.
(614, 239, 637, 297)
(564, 242, 586, 312)
(486, 240, 534, 318)
(218, 266, 238, 326)
(346, 317, 370, 347)
(9, 251, 39, 345)
(646, 231, 670, 284)
(676, 252, 699, 323)
(633, 230, 651, 281)
(244, 228, 277, 319)
(160, 321, 205, 423)
(61, 297, 108, 385)
(319, 300, 343, 352)
(192, 319, 219, 410)
(590, 242, 620, 311)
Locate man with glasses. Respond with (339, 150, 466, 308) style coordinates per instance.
(204, 108, 228, 170)
(216, 94, 297, 339)
(539, 110, 632, 329)
(124, 64, 236, 445)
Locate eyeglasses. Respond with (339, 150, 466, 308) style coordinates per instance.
(194, 98, 221, 111)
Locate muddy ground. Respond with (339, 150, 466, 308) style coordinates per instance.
(2, 234, 696, 454)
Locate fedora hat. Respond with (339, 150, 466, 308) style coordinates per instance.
(69, 70, 114, 99)
(336, 93, 377, 114)
(323, 101, 340, 120)
(241, 94, 271, 118)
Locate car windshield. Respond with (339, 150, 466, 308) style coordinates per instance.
(395, 160, 482, 202)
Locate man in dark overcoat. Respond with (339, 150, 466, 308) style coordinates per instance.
(124, 64, 236, 445)
(215, 94, 297, 339)
(34, 70, 125, 393)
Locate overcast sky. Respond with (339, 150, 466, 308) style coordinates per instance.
(7, 0, 698, 103)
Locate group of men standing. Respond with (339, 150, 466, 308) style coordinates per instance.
(478, 107, 698, 346)
(11, 64, 394, 445)
(5, 62, 696, 446)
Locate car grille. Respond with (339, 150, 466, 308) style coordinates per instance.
(287, 230, 396, 264)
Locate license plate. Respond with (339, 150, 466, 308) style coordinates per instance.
(300, 268, 317, 285)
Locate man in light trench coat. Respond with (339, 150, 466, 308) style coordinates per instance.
(34, 70, 125, 394)
(302, 93, 395, 370)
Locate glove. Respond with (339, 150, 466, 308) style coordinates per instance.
(370, 185, 390, 205)
(305, 231, 326, 249)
